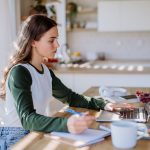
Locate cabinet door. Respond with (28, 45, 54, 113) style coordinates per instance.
(98, 1, 121, 31)
(98, 0, 150, 32)
(74, 74, 150, 94)
(56, 73, 75, 90)
(121, 1, 150, 31)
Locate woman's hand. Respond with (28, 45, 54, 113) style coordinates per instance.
(105, 103, 135, 111)
(67, 112, 95, 134)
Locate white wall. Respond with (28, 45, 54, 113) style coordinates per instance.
(68, 31, 150, 60)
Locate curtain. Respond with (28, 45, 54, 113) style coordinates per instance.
(0, 0, 17, 80)
(0, 0, 18, 116)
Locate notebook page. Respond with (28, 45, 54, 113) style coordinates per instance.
(50, 129, 110, 147)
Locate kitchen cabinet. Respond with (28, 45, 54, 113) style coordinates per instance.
(57, 73, 150, 94)
(57, 73, 74, 90)
(98, 0, 150, 32)
(55, 60, 150, 93)
(74, 74, 150, 93)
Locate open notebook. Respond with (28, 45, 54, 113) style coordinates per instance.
(50, 129, 110, 147)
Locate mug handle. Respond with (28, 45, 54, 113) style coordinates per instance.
(137, 125, 148, 140)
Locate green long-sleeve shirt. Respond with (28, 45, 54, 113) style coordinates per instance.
(8, 64, 108, 133)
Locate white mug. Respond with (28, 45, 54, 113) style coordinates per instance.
(111, 121, 147, 149)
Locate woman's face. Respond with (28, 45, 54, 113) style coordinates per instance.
(32, 26, 59, 59)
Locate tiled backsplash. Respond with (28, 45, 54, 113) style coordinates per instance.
(68, 31, 150, 60)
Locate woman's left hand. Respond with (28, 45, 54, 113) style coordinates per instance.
(105, 103, 135, 111)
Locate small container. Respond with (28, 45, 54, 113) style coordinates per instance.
(85, 52, 98, 61)
(136, 91, 150, 103)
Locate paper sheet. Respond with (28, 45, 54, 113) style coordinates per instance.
(50, 129, 110, 147)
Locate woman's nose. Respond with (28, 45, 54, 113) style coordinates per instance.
(55, 40, 60, 48)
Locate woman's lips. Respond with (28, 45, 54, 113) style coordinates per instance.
(47, 58, 59, 62)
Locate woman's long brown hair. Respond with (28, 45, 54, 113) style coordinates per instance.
(0, 14, 57, 100)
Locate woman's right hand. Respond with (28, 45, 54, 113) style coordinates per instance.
(67, 112, 95, 134)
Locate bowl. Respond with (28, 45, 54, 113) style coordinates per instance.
(136, 91, 150, 103)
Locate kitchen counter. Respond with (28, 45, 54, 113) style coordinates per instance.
(49, 60, 150, 94)
(53, 60, 150, 74)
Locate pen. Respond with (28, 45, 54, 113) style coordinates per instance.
(99, 125, 111, 132)
(65, 109, 83, 116)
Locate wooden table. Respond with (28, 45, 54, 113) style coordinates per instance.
(11, 87, 150, 150)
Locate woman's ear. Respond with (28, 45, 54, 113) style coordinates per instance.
(31, 40, 36, 48)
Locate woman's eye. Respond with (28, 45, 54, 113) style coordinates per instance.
(48, 38, 58, 43)
(48, 40, 54, 43)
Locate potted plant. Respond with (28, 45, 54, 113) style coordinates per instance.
(66, 2, 78, 29)
(29, 0, 47, 15)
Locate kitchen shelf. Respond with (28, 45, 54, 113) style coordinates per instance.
(77, 8, 97, 14)
(67, 28, 97, 32)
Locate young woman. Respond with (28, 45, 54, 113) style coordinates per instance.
(0, 14, 133, 149)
